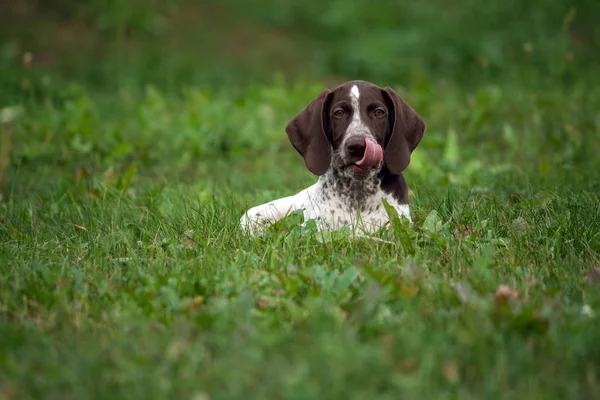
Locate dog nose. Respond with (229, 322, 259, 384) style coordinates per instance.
(346, 136, 367, 158)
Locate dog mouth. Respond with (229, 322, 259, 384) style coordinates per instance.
(341, 137, 383, 173)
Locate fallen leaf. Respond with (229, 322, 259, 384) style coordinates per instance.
(587, 268, 600, 284)
(23, 52, 33, 68)
(508, 192, 522, 204)
(189, 296, 204, 310)
(256, 298, 268, 308)
(453, 225, 477, 239)
(396, 357, 419, 373)
(398, 282, 418, 299)
(565, 52, 573, 62)
(443, 361, 460, 383)
(69, 223, 87, 231)
(380, 335, 394, 347)
(494, 285, 519, 303)
(75, 167, 88, 180)
(54, 279, 70, 288)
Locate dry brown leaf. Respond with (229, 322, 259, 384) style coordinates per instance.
(399, 282, 419, 298)
(68, 223, 88, 231)
(587, 268, 600, 284)
(494, 285, 519, 303)
(443, 361, 460, 383)
(396, 357, 419, 373)
(380, 335, 394, 347)
(565, 52, 573, 62)
(189, 296, 204, 310)
(23, 52, 33, 68)
(54, 279, 70, 289)
(256, 298, 268, 308)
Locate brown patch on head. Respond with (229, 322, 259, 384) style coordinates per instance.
(327, 82, 391, 162)
(285, 80, 425, 176)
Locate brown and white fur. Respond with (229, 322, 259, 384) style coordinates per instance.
(240, 80, 426, 236)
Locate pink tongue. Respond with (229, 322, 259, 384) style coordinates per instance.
(355, 137, 383, 169)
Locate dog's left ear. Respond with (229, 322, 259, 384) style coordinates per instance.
(382, 86, 426, 175)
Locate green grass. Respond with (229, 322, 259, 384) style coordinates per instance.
(2, 76, 600, 399)
(2, 1, 600, 398)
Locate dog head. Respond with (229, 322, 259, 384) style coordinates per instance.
(285, 80, 426, 179)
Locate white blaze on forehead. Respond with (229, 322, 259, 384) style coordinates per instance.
(345, 84, 370, 139)
(350, 85, 360, 100)
(349, 85, 360, 124)
(349, 85, 360, 115)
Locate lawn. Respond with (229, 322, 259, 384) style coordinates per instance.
(1, 1, 600, 399)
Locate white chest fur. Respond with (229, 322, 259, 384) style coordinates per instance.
(240, 177, 410, 236)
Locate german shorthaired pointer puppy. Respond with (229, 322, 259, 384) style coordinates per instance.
(240, 80, 426, 236)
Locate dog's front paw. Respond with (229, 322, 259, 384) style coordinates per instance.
(239, 208, 268, 237)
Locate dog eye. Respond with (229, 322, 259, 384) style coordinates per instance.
(374, 108, 385, 117)
(333, 109, 345, 118)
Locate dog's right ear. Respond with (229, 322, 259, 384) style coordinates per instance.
(285, 89, 333, 176)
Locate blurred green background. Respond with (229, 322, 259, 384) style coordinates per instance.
(2, 0, 599, 91)
(2, 0, 599, 197)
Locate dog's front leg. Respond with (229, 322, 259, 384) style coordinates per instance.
(240, 194, 302, 236)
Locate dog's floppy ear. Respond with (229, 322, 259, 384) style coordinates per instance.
(285, 89, 333, 176)
(382, 86, 426, 175)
